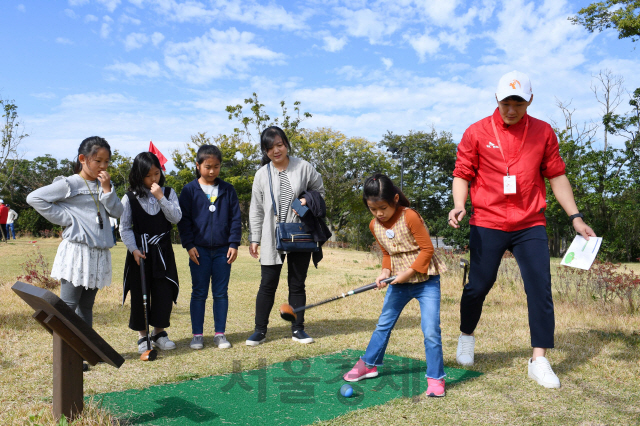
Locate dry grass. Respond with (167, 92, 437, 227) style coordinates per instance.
(1, 238, 639, 425)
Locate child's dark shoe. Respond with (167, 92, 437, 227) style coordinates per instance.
(245, 331, 266, 346)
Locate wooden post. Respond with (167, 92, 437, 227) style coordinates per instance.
(52, 333, 84, 420)
(12, 282, 125, 421)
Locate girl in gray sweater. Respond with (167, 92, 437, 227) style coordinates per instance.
(27, 137, 123, 329)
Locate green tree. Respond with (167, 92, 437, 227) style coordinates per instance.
(0, 97, 29, 194)
(168, 94, 312, 240)
(549, 99, 637, 261)
(570, 0, 640, 42)
(225, 93, 312, 147)
(1, 155, 73, 210)
(295, 128, 392, 247)
(107, 150, 132, 199)
(379, 129, 463, 248)
(166, 132, 261, 233)
(2, 155, 73, 237)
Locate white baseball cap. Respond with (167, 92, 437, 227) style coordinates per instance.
(496, 70, 532, 102)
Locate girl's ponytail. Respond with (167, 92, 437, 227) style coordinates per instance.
(362, 173, 410, 208)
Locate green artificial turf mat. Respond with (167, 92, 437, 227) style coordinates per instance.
(94, 349, 482, 425)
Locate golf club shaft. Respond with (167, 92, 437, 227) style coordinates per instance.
(139, 257, 152, 351)
(292, 276, 396, 314)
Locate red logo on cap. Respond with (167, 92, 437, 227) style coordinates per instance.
(509, 80, 521, 90)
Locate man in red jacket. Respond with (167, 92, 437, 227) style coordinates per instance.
(0, 199, 8, 241)
(448, 71, 596, 389)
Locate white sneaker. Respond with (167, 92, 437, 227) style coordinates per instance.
(214, 334, 232, 349)
(528, 356, 561, 388)
(151, 331, 176, 350)
(456, 334, 475, 366)
(137, 337, 150, 354)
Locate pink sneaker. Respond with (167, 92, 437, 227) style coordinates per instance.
(343, 359, 378, 382)
(426, 378, 445, 397)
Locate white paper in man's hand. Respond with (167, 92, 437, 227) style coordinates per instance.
(560, 235, 603, 270)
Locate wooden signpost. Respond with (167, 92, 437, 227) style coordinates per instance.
(12, 281, 125, 421)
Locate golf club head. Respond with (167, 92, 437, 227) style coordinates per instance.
(459, 258, 470, 269)
(279, 303, 297, 322)
(140, 349, 157, 361)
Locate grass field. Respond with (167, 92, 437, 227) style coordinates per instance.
(1, 238, 639, 425)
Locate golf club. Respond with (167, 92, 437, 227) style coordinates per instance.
(279, 276, 397, 322)
(460, 258, 470, 287)
(139, 256, 157, 361)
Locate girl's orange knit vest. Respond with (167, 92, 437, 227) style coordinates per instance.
(372, 207, 447, 283)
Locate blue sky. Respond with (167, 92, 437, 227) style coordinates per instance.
(3, 0, 639, 169)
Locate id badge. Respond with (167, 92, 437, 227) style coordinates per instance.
(503, 175, 516, 194)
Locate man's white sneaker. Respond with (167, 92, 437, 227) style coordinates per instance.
(456, 334, 475, 366)
(528, 356, 561, 388)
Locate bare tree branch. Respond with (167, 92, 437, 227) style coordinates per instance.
(591, 69, 625, 150)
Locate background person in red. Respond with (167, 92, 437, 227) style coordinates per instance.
(0, 199, 8, 241)
(448, 70, 596, 389)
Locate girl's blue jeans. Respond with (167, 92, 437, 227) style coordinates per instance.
(362, 275, 445, 380)
(189, 246, 231, 335)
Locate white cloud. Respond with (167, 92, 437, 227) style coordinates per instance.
(96, 0, 121, 13)
(56, 37, 74, 45)
(381, 57, 393, 70)
(124, 32, 148, 51)
(484, 0, 593, 80)
(106, 61, 164, 78)
(30, 92, 57, 100)
(59, 92, 134, 109)
(144, 0, 309, 30)
(334, 66, 365, 81)
(148, 0, 218, 23)
(322, 35, 347, 52)
(334, 7, 398, 44)
(404, 32, 440, 61)
(120, 14, 141, 25)
(84, 14, 98, 22)
(100, 16, 113, 38)
(151, 32, 165, 47)
(68, 0, 89, 5)
(164, 28, 285, 84)
(214, 0, 309, 30)
(23, 92, 234, 169)
(17, 4, 26, 12)
(65, 9, 78, 18)
(438, 30, 472, 53)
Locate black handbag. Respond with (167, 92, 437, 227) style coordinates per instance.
(267, 163, 319, 253)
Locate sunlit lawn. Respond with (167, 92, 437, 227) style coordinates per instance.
(1, 237, 639, 425)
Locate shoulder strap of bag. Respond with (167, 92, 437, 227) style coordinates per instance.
(266, 163, 279, 222)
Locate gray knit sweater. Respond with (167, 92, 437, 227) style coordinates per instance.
(27, 174, 124, 249)
(249, 156, 324, 265)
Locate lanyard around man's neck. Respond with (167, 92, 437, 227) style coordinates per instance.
(490, 116, 529, 176)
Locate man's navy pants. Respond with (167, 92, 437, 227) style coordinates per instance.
(460, 225, 554, 348)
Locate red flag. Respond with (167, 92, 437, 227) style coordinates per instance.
(149, 141, 167, 171)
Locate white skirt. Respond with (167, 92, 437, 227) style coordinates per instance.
(51, 239, 112, 289)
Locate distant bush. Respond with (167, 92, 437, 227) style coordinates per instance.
(14, 208, 61, 237)
(18, 248, 59, 289)
(555, 260, 640, 313)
